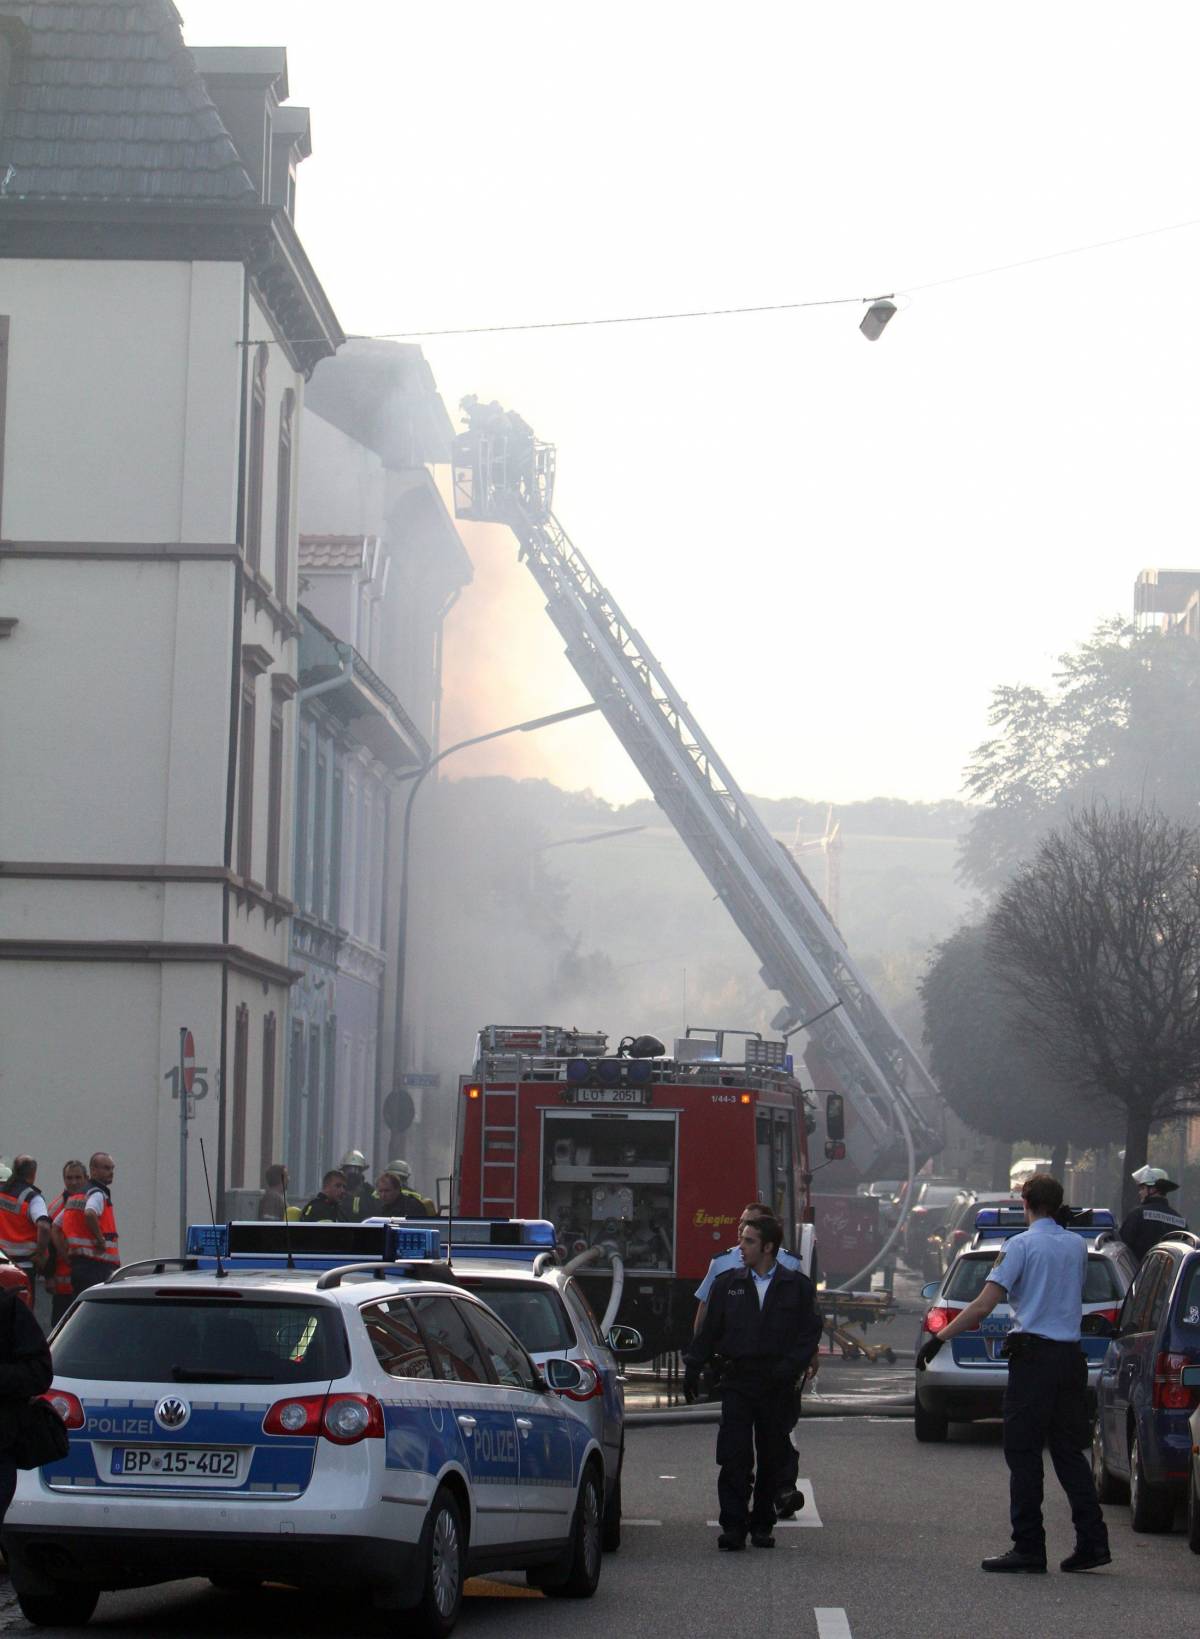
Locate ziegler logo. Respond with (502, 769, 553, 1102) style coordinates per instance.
(693, 1211, 737, 1228)
(154, 1396, 191, 1431)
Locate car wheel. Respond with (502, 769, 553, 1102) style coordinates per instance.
(913, 1391, 948, 1443)
(602, 1449, 622, 1552)
(545, 1463, 603, 1599)
(412, 1485, 465, 1638)
(16, 1586, 99, 1628)
(1129, 1429, 1174, 1533)
(1091, 1414, 1127, 1505)
(1187, 1460, 1200, 1555)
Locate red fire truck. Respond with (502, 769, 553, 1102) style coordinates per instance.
(455, 1025, 838, 1358)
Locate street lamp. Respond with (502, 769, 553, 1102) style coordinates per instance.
(386, 701, 603, 1150)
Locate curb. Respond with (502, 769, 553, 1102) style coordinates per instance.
(628, 1398, 914, 1427)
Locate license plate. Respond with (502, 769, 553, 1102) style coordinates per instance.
(567, 1086, 649, 1105)
(111, 1447, 239, 1479)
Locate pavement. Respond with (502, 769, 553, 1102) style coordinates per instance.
(4, 1418, 1196, 1637)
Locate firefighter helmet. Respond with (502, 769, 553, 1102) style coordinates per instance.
(386, 1158, 412, 1182)
(340, 1149, 368, 1172)
(1131, 1165, 1179, 1192)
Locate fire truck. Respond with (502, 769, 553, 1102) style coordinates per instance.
(455, 1024, 842, 1358)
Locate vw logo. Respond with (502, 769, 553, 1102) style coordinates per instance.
(155, 1396, 190, 1431)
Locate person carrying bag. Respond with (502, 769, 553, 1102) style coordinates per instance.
(0, 1289, 56, 1529)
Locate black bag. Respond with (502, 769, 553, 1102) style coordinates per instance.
(8, 1397, 70, 1470)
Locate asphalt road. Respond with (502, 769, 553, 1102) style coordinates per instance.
(3, 1416, 1197, 1638)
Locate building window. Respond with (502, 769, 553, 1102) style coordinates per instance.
(313, 747, 328, 921)
(287, 1017, 306, 1184)
(274, 388, 295, 599)
(305, 1022, 322, 1188)
(0, 317, 9, 535)
(237, 682, 256, 880)
(244, 343, 269, 575)
(260, 1011, 277, 1177)
(324, 1016, 338, 1156)
(295, 731, 310, 910)
(231, 1004, 250, 1190)
(330, 761, 344, 926)
(266, 706, 284, 895)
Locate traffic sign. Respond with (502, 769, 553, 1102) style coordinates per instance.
(402, 1072, 440, 1089)
(181, 1030, 197, 1096)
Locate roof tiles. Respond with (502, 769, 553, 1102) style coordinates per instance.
(0, 0, 256, 201)
(299, 534, 370, 571)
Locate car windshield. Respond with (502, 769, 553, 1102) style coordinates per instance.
(458, 1282, 573, 1354)
(944, 1253, 1122, 1306)
(52, 1297, 350, 1384)
(917, 1185, 964, 1208)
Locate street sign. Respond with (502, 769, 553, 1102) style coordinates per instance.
(181, 1029, 196, 1096)
(402, 1072, 441, 1089)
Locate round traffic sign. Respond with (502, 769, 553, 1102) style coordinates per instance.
(182, 1030, 196, 1096)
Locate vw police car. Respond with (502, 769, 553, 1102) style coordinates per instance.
(2, 1221, 605, 1634)
(914, 1206, 1136, 1442)
(414, 1218, 641, 1550)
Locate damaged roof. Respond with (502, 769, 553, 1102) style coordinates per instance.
(0, 0, 256, 201)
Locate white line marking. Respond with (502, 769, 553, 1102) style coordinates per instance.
(706, 1479, 822, 1529)
(815, 1609, 852, 1639)
(624, 1518, 663, 1526)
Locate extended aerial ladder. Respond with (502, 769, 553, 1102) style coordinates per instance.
(451, 407, 943, 1179)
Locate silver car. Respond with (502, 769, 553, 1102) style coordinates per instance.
(453, 1259, 639, 1550)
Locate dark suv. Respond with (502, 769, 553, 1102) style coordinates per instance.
(1092, 1231, 1200, 1530)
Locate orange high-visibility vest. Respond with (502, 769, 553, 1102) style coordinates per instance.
(0, 1184, 41, 1266)
(46, 1193, 74, 1295)
(59, 1187, 119, 1265)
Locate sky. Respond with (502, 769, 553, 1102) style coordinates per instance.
(185, 2, 1200, 806)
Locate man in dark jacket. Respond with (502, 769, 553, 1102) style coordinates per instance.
(683, 1214, 822, 1551)
(0, 1290, 53, 1530)
(1119, 1166, 1188, 1261)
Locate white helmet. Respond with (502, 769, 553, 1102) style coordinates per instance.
(386, 1158, 412, 1182)
(1131, 1165, 1179, 1191)
(340, 1149, 368, 1171)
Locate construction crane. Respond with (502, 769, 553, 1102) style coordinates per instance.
(451, 405, 943, 1180)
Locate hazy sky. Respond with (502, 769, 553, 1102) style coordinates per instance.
(186, 2, 1200, 805)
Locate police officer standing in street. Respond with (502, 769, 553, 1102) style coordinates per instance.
(1119, 1165, 1187, 1261)
(917, 1172, 1110, 1574)
(683, 1214, 822, 1551)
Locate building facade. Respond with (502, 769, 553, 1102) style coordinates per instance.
(0, 7, 341, 1253)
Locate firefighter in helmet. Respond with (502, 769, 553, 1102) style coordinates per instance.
(384, 1159, 432, 1218)
(337, 1150, 373, 1223)
(1119, 1166, 1188, 1262)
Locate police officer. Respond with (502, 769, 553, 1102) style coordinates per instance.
(1119, 1166, 1187, 1261)
(57, 1153, 119, 1297)
(917, 1172, 1110, 1574)
(683, 1214, 822, 1551)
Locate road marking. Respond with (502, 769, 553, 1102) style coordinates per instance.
(815, 1610, 852, 1639)
(707, 1478, 822, 1528)
(624, 1518, 663, 1526)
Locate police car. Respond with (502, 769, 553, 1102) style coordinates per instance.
(420, 1219, 641, 1551)
(914, 1206, 1136, 1442)
(2, 1221, 605, 1634)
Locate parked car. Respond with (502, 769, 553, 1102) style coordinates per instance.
(0, 1246, 33, 1307)
(1178, 1361, 1200, 1550)
(903, 1181, 967, 1276)
(451, 1255, 640, 1551)
(3, 1222, 605, 1633)
(915, 1237, 1136, 1442)
(1092, 1230, 1200, 1530)
(857, 1180, 903, 1233)
(936, 1194, 1023, 1275)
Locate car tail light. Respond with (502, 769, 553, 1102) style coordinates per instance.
(263, 1393, 383, 1444)
(1088, 1307, 1122, 1328)
(923, 1306, 960, 1334)
(558, 1360, 603, 1401)
(951, 1228, 969, 1245)
(41, 1390, 84, 1430)
(1153, 1352, 1199, 1411)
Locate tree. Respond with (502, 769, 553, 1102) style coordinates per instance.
(987, 804, 1200, 1214)
(961, 620, 1200, 891)
(919, 923, 1114, 1167)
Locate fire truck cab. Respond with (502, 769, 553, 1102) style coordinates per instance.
(455, 1026, 819, 1358)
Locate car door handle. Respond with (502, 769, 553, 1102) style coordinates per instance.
(516, 1417, 533, 1434)
(457, 1415, 477, 1434)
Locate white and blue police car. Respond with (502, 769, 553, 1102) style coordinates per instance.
(1, 1221, 605, 1635)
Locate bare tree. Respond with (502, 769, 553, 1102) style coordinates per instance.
(987, 804, 1200, 1215)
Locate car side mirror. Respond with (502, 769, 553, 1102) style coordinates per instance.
(825, 1092, 845, 1142)
(605, 1324, 643, 1355)
(542, 1358, 587, 1393)
(1080, 1313, 1117, 1339)
(920, 1282, 941, 1301)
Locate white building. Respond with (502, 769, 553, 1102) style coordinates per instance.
(0, 9, 341, 1252)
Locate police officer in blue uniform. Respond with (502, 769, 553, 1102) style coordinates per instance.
(683, 1214, 822, 1551)
(917, 1173, 1110, 1574)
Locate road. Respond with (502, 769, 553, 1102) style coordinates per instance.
(3, 1416, 1196, 1638)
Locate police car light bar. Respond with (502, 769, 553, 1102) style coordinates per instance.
(368, 1217, 558, 1265)
(186, 1222, 443, 1266)
(973, 1206, 1115, 1233)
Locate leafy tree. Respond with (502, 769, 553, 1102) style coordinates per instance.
(961, 620, 1200, 891)
(919, 923, 1113, 1164)
(987, 804, 1200, 1214)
